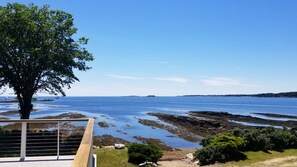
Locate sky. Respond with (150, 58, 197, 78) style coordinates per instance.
(1, 0, 297, 96)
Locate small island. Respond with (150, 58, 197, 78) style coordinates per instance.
(146, 95, 156, 97)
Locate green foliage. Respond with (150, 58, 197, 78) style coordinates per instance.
(229, 127, 297, 151)
(200, 135, 214, 147)
(195, 135, 246, 165)
(194, 145, 221, 165)
(0, 3, 93, 118)
(127, 143, 163, 165)
(196, 127, 297, 165)
(209, 135, 245, 150)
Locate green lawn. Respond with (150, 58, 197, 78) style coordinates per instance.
(224, 149, 297, 166)
(94, 148, 297, 167)
(94, 148, 136, 167)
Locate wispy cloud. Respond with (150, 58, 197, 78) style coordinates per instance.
(201, 77, 258, 87)
(107, 74, 142, 80)
(152, 77, 188, 83)
(108, 74, 188, 83)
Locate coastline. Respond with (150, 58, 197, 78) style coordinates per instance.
(1, 98, 297, 151)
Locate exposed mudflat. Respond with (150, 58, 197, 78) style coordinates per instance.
(133, 136, 176, 151)
(93, 134, 129, 146)
(148, 111, 297, 138)
(189, 111, 297, 130)
(253, 112, 297, 119)
(137, 118, 200, 142)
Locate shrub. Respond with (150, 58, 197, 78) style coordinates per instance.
(127, 143, 163, 164)
(200, 135, 214, 147)
(230, 127, 297, 151)
(196, 127, 297, 165)
(195, 135, 246, 165)
(194, 145, 222, 165)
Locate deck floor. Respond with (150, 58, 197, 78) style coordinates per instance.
(0, 155, 74, 167)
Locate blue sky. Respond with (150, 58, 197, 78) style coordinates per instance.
(1, 0, 297, 96)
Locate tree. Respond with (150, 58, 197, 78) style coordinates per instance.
(0, 3, 93, 119)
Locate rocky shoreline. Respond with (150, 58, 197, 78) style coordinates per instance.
(2, 108, 297, 151)
(137, 118, 201, 142)
(147, 111, 297, 138)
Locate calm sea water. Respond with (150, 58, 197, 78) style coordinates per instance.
(1, 96, 297, 148)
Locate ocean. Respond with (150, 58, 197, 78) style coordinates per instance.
(1, 96, 297, 148)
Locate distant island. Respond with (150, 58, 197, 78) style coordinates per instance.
(147, 95, 156, 97)
(182, 91, 297, 98)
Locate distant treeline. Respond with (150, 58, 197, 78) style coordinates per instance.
(183, 92, 297, 98)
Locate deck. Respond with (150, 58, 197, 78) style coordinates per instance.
(0, 155, 74, 167)
(0, 119, 95, 167)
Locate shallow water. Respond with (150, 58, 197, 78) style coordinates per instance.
(1, 96, 297, 148)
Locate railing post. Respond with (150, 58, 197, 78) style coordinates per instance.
(20, 122, 27, 161)
(57, 122, 60, 160)
(88, 136, 93, 167)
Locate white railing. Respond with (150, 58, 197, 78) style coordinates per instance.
(0, 118, 95, 167)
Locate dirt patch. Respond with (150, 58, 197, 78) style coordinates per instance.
(159, 149, 198, 167)
(161, 149, 195, 161)
(256, 156, 297, 167)
(159, 160, 198, 167)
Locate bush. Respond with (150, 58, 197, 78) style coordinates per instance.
(127, 143, 163, 164)
(200, 135, 214, 147)
(195, 135, 246, 165)
(194, 145, 222, 165)
(196, 127, 297, 165)
(229, 127, 297, 151)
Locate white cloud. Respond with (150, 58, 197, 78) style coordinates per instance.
(107, 74, 142, 80)
(152, 77, 188, 83)
(201, 77, 258, 87)
(108, 74, 188, 83)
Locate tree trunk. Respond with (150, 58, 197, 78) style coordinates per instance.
(18, 94, 33, 119)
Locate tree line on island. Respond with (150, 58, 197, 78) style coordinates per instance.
(182, 91, 297, 98)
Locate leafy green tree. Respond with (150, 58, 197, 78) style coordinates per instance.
(0, 3, 93, 119)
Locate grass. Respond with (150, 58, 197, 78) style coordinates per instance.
(94, 148, 135, 167)
(94, 148, 297, 167)
(223, 149, 297, 166)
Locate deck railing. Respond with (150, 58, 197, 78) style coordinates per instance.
(71, 119, 95, 167)
(0, 118, 95, 167)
